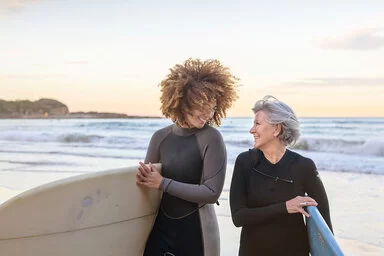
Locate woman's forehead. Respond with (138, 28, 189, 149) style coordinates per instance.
(254, 110, 268, 121)
(190, 102, 216, 111)
(202, 102, 216, 109)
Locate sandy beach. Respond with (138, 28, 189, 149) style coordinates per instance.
(1, 166, 383, 255)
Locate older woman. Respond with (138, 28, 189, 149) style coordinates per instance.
(230, 95, 332, 256)
(137, 58, 238, 256)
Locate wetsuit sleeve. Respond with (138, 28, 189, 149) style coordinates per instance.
(144, 126, 173, 165)
(304, 161, 333, 232)
(144, 131, 161, 164)
(230, 153, 287, 227)
(159, 130, 226, 205)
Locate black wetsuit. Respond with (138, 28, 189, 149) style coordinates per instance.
(143, 124, 226, 256)
(230, 149, 332, 256)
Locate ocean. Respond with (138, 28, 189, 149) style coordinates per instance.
(0, 117, 383, 191)
(1, 117, 383, 175)
(0, 117, 382, 191)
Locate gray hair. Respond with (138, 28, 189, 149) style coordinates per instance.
(252, 95, 300, 146)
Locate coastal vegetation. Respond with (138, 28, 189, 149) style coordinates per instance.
(0, 99, 158, 119)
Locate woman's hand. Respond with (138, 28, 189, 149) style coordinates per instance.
(286, 196, 318, 217)
(136, 162, 163, 190)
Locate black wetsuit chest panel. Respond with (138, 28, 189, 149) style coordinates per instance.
(159, 133, 203, 217)
(247, 156, 297, 207)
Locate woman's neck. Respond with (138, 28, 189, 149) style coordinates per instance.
(175, 120, 191, 128)
(260, 143, 286, 164)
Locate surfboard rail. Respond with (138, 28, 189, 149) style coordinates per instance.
(306, 205, 344, 256)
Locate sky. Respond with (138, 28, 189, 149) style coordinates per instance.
(1, 0, 383, 117)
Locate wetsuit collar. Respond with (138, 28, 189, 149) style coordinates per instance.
(172, 123, 208, 136)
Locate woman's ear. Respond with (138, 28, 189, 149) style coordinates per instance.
(274, 124, 282, 137)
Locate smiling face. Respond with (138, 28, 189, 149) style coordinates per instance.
(249, 110, 279, 150)
(185, 103, 217, 129)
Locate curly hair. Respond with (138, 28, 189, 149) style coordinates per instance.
(159, 58, 239, 126)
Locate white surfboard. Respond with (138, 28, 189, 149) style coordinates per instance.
(0, 164, 162, 256)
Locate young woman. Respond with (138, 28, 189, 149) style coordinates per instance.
(137, 58, 238, 256)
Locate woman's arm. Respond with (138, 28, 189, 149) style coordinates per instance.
(304, 160, 333, 232)
(144, 129, 164, 164)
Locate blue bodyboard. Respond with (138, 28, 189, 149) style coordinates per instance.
(306, 206, 344, 256)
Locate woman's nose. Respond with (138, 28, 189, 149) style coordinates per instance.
(201, 110, 214, 120)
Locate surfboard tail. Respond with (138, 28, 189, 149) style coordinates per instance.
(305, 206, 344, 256)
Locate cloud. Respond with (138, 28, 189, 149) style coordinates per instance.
(65, 61, 89, 65)
(317, 27, 384, 50)
(0, 73, 64, 79)
(119, 73, 142, 81)
(285, 78, 384, 87)
(0, 0, 42, 13)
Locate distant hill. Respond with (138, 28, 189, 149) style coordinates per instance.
(0, 99, 159, 119)
(0, 98, 69, 118)
(68, 111, 157, 119)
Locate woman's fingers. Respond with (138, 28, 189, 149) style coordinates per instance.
(136, 162, 163, 190)
(138, 162, 151, 177)
(136, 162, 150, 184)
(137, 162, 159, 179)
(136, 172, 162, 189)
(299, 201, 317, 206)
(136, 168, 146, 181)
(286, 196, 318, 217)
(297, 196, 317, 207)
(298, 207, 310, 218)
(148, 162, 159, 173)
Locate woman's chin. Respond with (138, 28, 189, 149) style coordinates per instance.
(195, 122, 206, 128)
